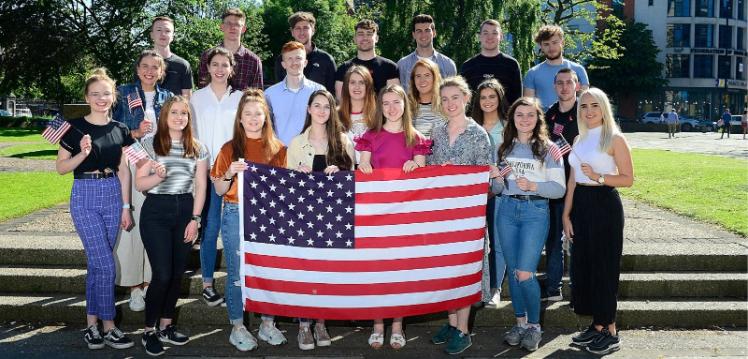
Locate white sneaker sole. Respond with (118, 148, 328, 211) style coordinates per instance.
(229, 336, 257, 352)
(85, 340, 105, 350)
(258, 331, 287, 346)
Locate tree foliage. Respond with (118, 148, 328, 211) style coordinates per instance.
(505, 0, 542, 74)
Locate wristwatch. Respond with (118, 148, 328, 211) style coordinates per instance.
(191, 215, 201, 222)
(597, 174, 606, 185)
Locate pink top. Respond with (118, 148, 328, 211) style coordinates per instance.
(355, 129, 432, 169)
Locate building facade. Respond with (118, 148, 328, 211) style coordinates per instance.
(631, 0, 747, 119)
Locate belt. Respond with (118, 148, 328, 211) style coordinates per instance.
(576, 182, 603, 187)
(508, 194, 546, 201)
(74, 172, 116, 180)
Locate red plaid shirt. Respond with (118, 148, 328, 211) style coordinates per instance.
(198, 44, 263, 90)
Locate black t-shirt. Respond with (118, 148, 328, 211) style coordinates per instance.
(161, 54, 194, 95)
(60, 118, 135, 175)
(335, 56, 399, 94)
(460, 53, 522, 106)
(545, 101, 578, 187)
(274, 44, 337, 93)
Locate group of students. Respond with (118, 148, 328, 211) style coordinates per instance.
(55, 7, 634, 357)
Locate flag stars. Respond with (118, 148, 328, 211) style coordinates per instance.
(268, 200, 276, 208)
(250, 181, 258, 188)
(297, 212, 305, 219)
(335, 214, 342, 222)
(287, 203, 295, 210)
(269, 168, 277, 176)
(298, 180, 306, 187)
(325, 222, 333, 230)
(345, 190, 353, 197)
(268, 234, 276, 242)
(269, 184, 277, 192)
(307, 189, 315, 196)
(316, 213, 324, 221)
(279, 177, 287, 185)
(317, 182, 324, 188)
(259, 174, 267, 182)
(345, 206, 353, 213)
(336, 183, 343, 189)
(345, 240, 352, 247)
(345, 223, 352, 230)
(249, 215, 257, 222)
(326, 174, 334, 181)
(306, 238, 315, 246)
(250, 198, 258, 205)
(307, 204, 314, 212)
(250, 164, 257, 172)
(278, 210, 286, 217)
(289, 171, 296, 178)
(317, 230, 324, 238)
(279, 228, 286, 234)
(345, 174, 353, 181)
(297, 196, 306, 203)
(316, 197, 324, 204)
(297, 229, 305, 236)
(288, 219, 295, 227)
(260, 191, 268, 198)
(268, 218, 276, 225)
(289, 187, 296, 194)
(259, 225, 266, 232)
(288, 236, 295, 244)
(307, 222, 314, 229)
(259, 208, 267, 215)
(308, 174, 315, 180)
(335, 198, 342, 205)
(326, 190, 334, 197)
(335, 231, 343, 238)
(326, 239, 334, 246)
(250, 232, 257, 240)
(326, 205, 333, 213)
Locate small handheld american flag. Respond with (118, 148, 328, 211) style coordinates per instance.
(549, 137, 572, 162)
(498, 163, 512, 178)
(552, 123, 565, 136)
(123, 141, 149, 165)
(41, 115, 72, 144)
(127, 93, 143, 112)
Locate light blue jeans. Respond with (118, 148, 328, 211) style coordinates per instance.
(496, 196, 550, 324)
(487, 196, 507, 290)
(201, 182, 222, 283)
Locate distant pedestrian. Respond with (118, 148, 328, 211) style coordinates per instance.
(665, 109, 678, 139)
(719, 108, 731, 139)
(741, 110, 746, 140)
(563, 88, 634, 355)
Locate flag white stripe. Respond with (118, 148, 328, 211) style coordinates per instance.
(245, 262, 483, 285)
(243, 283, 481, 308)
(355, 216, 485, 237)
(355, 193, 487, 215)
(244, 239, 484, 261)
(355, 172, 487, 193)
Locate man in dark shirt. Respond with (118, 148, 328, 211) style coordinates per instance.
(335, 19, 399, 99)
(198, 8, 263, 90)
(273, 12, 336, 93)
(460, 19, 522, 105)
(542, 68, 579, 303)
(142, 16, 193, 98)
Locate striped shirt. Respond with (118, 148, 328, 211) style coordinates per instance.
(413, 103, 446, 139)
(142, 137, 209, 195)
(492, 140, 566, 199)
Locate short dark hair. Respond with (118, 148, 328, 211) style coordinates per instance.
(222, 8, 245, 22)
(355, 19, 378, 33)
(151, 16, 174, 30)
(554, 67, 578, 83)
(534, 24, 564, 44)
(411, 14, 435, 32)
(288, 11, 316, 29)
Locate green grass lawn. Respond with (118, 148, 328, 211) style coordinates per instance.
(619, 149, 748, 237)
(0, 143, 58, 159)
(0, 172, 72, 221)
(0, 128, 44, 142)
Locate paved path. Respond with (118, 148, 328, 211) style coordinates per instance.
(624, 131, 748, 159)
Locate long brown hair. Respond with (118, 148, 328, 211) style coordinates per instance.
(153, 96, 200, 158)
(338, 65, 376, 131)
(407, 58, 442, 119)
(374, 84, 418, 147)
(230, 89, 283, 161)
(498, 97, 550, 164)
(302, 90, 353, 170)
(471, 78, 509, 125)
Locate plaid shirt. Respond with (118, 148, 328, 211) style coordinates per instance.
(198, 44, 263, 90)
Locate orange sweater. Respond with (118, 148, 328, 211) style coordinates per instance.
(211, 138, 287, 203)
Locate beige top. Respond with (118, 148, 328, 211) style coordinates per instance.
(286, 127, 355, 170)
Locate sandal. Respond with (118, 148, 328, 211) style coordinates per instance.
(368, 331, 384, 349)
(390, 332, 406, 349)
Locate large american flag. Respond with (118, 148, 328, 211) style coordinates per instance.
(239, 163, 489, 320)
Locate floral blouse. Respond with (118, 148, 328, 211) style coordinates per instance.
(427, 117, 492, 166)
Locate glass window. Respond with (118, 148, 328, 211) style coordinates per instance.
(668, 0, 692, 16)
(718, 56, 732, 78)
(667, 24, 691, 47)
(736, 57, 745, 80)
(694, 55, 714, 77)
(695, 24, 715, 47)
(649, 0, 654, 5)
(720, 0, 733, 18)
(738, 28, 745, 50)
(719, 25, 732, 48)
(738, 0, 745, 19)
(695, 0, 715, 16)
(667, 54, 691, 77)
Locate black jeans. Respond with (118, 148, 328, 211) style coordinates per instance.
(140, 193, 193, 328)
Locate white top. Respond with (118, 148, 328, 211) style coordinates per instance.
(347, 112, 368, 164)
(190, 86, 243, 166)
(569, 126, 618, 185)
(143, 91, 157, 141)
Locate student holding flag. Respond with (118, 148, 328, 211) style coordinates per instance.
(112, 49, 174, 312)
(562, 88, 633, 355)
(55, 68, 135, 350)
(211, 89, 288, 351)
(492, 97, 566, 353)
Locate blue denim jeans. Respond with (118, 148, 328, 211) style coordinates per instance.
(221, 203, 243, 324)
(487, 196, 507, 290)
(544, 200, 565, 296)
(496, 196, 550, 324)
(201, 182, 222, 283)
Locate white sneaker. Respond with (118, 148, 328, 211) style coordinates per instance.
(485, 288, 501, 308)
(229, 326, 258, 351)
(129, 288, 145, 312)
(258, 322, 287, 346)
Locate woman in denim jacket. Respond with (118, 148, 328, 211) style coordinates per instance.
(112, 49, 174, 312)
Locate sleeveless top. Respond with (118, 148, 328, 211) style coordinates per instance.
(569, 126, 617, 185)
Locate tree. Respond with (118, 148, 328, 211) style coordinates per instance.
(504, 0, 542, 74)
(587, 20, 666, 117)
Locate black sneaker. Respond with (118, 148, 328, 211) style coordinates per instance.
(103, 327, 135, 349)
(142, 330, 165, 356)
(202, 287, 224, 307)
(586, 329, 621, 355)
(158, 324, 190, 346)
(572, 325, 601, 346)
(83, 325, 105, 350)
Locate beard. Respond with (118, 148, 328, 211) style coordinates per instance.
(545, 51, 562, 61)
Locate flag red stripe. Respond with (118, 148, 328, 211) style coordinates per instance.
(354, 228, 485, 248)
(245, 250, 483, 272)
(355, 165, 488, 182)
(245, 293, 481, 320)
(355, 183, 486, 204)
(245, 272, 482, 296)
(355, 205, 485, 226)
